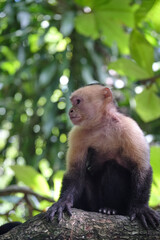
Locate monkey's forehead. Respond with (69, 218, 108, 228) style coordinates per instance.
(70, 85, 105, 98)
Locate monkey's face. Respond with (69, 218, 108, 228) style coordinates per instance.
(69, 99, 82, 125)
(69, 85, 112, 128)
(69, 95, 89, 125)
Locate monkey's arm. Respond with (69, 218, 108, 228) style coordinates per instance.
(120, 117, 159, 228)
(46, 128, 88, 222)
(46, 167, 85, 222)
(129, 165, 159, 229)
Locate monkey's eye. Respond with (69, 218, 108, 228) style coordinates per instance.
(76, 99, 81, 105)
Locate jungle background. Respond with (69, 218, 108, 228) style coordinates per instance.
(0, 0, 160, 225)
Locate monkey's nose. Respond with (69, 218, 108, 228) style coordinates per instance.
(69, 108, 75, 118)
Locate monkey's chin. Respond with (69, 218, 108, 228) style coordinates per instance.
(70, 117, 81, 125)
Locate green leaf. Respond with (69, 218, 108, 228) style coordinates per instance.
(95, 0, 134, 27)
(0, 61, 21, 75)
(8, 213, 25, 223)
(76, 0, 134, 26)
(75, 0, 111, 8)
(53, 170, 65, 201)
(149, 146, 160, 207)
(75, 13, 99, 39)
(96, 15, 129, 54)
(11, 165, 50, 196)
(146, 0, 160, 32)
(28, 34, 41, 53)
(75, 0, 134, 53)
(130, 30, 154, 75)
(1, 46, 16, 61)
(74, 0, 93, 7)
(151, 146, 160, 180)
(108, 58, 150, 80)
(135, 0, 155, 24)
(135, 85, 160, 122)
(75, 13, 129, 53)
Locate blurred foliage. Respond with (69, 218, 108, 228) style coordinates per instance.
(0, 0, 160, 224)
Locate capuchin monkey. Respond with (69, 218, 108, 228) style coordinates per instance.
(1, 84, 158, 236)
(45, 84, 159, 229)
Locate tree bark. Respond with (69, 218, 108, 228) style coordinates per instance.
(1, 209, 160, 240)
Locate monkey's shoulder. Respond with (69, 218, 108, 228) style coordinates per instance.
(68, 115, 147, 150)
(68, 115, 143, 140)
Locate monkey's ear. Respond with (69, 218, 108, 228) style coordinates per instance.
(103, 87, 112, 99)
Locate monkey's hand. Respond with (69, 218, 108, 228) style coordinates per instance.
(46, 198, 73, 222)
(129, 205, 159, 229)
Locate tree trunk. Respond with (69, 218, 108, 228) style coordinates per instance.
(1, 209, 160, 240)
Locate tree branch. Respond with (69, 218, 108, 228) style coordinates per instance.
(136, 74, 160, 85)
(0, 185, 54, 219)
(1, 209, 160, 240)
(0, 185, 54, 203)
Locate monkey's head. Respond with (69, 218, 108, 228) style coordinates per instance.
(69, 85, 113, 128)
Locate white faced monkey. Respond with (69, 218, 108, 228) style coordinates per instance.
(46, 84, 159, 229)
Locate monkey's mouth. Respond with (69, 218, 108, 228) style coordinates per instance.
(70, 116, 81, 123)
(70, 116, 81, 120)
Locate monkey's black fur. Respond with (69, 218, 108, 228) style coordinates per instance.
(47, 148, 159, 229)
(74, 159, 131, 214)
